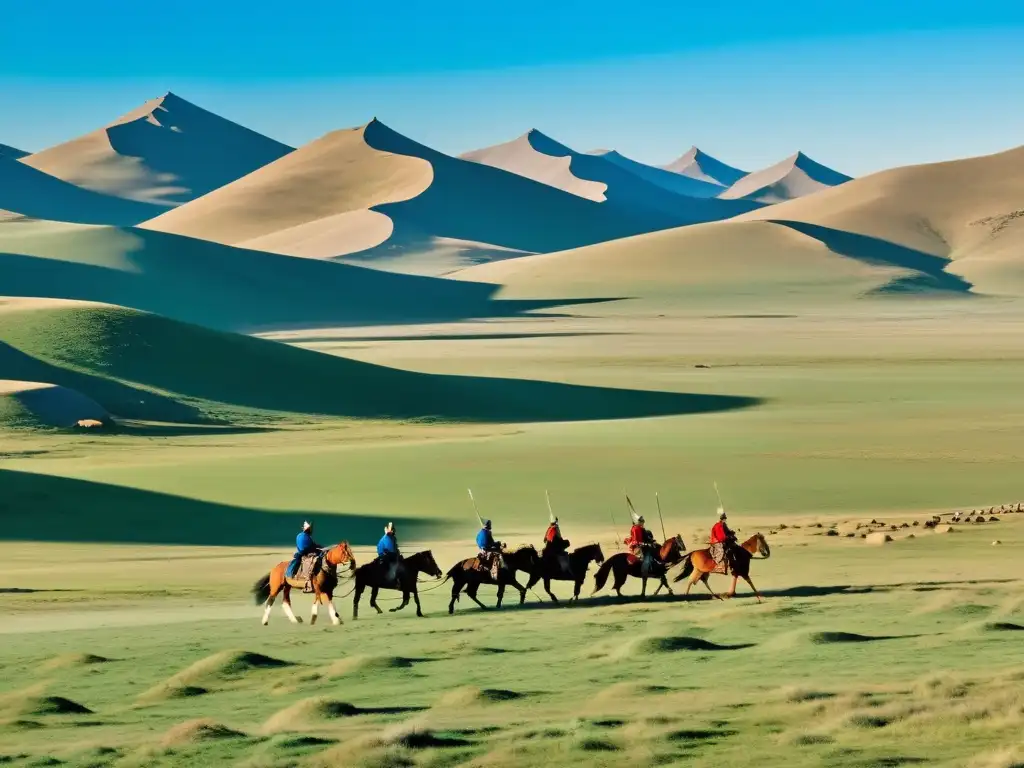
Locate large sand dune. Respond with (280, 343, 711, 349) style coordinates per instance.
(740, 144, 1024, 294)
(0, 379, 109, 429)
(0, 142, 28, 160)
(21, 92, 292, 209)
(590, 149, 725, 198)
(0, 220, 512, 330)
(144, 120, 708, 274)
(720, 152, 851, 203)
(455, 218, 969, 305)
(663, 146, 748, 188)
(0, 154, 157, 225)
(462, 129, 760, 219)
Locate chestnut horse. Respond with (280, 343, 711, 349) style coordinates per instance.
(592, 535, 687, 598)
(445, 546, 541, 614)
(526, 543, 605, 602)
(673, 533, 770, 602)
(251, 542, 356, 626)
(352, 550, 444, 619)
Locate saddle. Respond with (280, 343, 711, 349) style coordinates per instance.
(708, 542, 731, 575)
(286, 552, 322, 593)
(474, 551, 504, 580)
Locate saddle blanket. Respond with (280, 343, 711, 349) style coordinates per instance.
(709, 543, 729, 575)
(287, 553, 321, 592)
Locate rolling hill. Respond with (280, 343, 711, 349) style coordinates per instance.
(0, 301, 758, 427)
(0, 220, 515, 330)
(143, 120, 706, 275)
(662, 146, 748, 189)
(20, 92, 292, 209)
(720, 151, 851, 203)
(738, 143, 1024, 294)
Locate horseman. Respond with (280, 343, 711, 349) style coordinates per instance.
(288, 520, 322, 578)
(476, 519, 504, 580)
(542, 513, 572, 579)
(624, 512, 658, 576)
(376, 521, 404, 585)
(709, 508, 739, 574)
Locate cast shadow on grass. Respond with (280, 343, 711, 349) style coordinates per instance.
(0, 469, 446, 546)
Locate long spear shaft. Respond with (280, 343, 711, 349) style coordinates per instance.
(545, 490, 554, 520)
(714, 481, 725, 513)
(656, 492, 667, 541)
(467, 488, 484, 528)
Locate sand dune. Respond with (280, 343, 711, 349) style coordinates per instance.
(461, 129, 760, 219)
(0, 220, 505, 330)
(145, 120, 711, 273)
(720, 152, 851, 203)
(455, 219, 924, 304)
(0, 142, 27, 160)
(0, 379, 109, 429)
(0, 154, 157, 225)
(663, 146, 748, 188)
(21, 92, 292, 208)
(591, 149, 725, 198)
(739, 144, 1024, 294)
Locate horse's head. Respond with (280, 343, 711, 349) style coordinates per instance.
(661, 534, 686, 562)
(589, 543, 605, 565)
(419, 550, 443, 579)
(328, 541, 356, 571)
(756, 533, 771, 558)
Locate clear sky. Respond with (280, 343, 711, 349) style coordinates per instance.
(2, 0, 1023, 175)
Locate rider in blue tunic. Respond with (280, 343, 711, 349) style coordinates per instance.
(376, 522, 403, 584)
(288, 521, 321, 577)
(476, 520, 503, 578)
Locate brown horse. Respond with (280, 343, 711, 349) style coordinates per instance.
(526, 543, 605, 602)
(445, 546, 541, 614)
(251, 542, 356, 626)
(592, 535, 687, 598)
(673, 533, 770, 602)
(352, 550, 443, 619)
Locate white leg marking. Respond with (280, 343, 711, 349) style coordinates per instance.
(262, 596, 275, 626)
(310, 600, 319, 625)
(328, 600, 341, 625)
(282, 600, 300, 624)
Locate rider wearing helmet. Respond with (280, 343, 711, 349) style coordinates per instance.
(625, 513, 657, 577)
(377, 521, 403, 584)
(288, 521, 321, 578)
(542, 513, 572, 578)
(476, 519, 504, 579)
(709, 508, 738, 574)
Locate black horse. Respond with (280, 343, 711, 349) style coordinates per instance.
(352, 550, 443, 618)
(527, 543, 605, 602)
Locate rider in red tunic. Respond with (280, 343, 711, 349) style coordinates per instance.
(709, 509, 737, 573)
(624, 514, 657, 575)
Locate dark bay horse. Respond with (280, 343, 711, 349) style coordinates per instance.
(252, 542, 356, 626)
(592, 535, 686, 598)
(445, 546, 541, 614)
(527, 543, 605, 602)
(352, 550, 443, 619)
(674, 533, 770, 602)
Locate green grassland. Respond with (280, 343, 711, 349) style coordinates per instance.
(2, 293, 1024, 766)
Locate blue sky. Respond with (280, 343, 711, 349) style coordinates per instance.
(2, 1, 1023, 175)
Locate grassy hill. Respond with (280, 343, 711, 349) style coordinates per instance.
(0, 302, 758, 427)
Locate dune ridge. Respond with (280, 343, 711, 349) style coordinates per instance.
(720, 151, 851, 203)
(662, 146, 748, 187)
(21, 92, 293, 208)
(0, 142, 28, 160)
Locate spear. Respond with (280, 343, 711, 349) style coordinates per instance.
(656, 492, 667, 542)
(545, 489, 555, 522)
(467, 488, 484, 528)
(714, 481, 725, 515)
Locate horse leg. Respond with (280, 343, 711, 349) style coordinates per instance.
(725, 575, 739, 598)
(652, 578, 662, 597)
(413, 588, 424, 618)
(467, 583, 488, 611)
(641, 577, 648, 598)
(660, 575, 673, 597)
(613, 564, 626, 597)
(573, 577, 583, 601)
(262, 575, 280, 625)
(449, 577, 463, 615)
(353, 581, 363, 619)
(309, 591, 320, 625)
(281, 584, 302, 623)
(544, 577, 558, 603)
(742, 574, 764, 604)
(514, 578, 527, 605)
(390, 590, 410, 613)
(370, 586, 383, 614)
(496, 583, 505, 608)
(325, 590, 341, 625)
(700, 572, 722, 601)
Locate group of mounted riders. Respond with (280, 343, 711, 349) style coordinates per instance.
(268, 502, 753, 623)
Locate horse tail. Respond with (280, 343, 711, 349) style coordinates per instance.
(592, 558, 614, 594)
(252, 574, 272, 605)
(673, 554, 693, 584)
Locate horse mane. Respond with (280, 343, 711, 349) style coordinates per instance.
(511, 544, 536, 554)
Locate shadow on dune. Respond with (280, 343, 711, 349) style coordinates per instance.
(277, 331, 627, 344)
(1, 307, 762, 424)
(0, 226, 616, 331)
(0, 469, 444, 546)
(767, 220, 973, 294)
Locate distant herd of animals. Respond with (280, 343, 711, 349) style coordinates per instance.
(251, 527, 772, 626)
